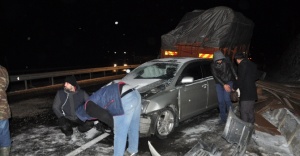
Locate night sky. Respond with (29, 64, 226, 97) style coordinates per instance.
(1, 0, 299, 73)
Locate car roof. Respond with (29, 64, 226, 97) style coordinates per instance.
(149, 57, 207, 64)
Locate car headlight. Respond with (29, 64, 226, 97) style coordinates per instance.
(141, 100, 150, 114)
(140, 84, 166, 99)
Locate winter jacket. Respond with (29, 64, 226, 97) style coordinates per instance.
(52, 86, 89, 121)
(76, 82, 125, 122)
(0, 65, 10, 120)
(211, 52, 237, 85)
(236, 59, 258, 101)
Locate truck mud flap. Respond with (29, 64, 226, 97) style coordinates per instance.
(222, 108, 254, 156)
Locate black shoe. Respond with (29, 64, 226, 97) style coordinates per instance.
(78, 121, 94, 133)
(95, 122, 104, 132)
(104, 127, 113, 135)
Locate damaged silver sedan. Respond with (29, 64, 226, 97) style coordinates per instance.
(118, 57, 218, 139)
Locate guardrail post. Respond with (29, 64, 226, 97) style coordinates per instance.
(51, 77, 54, 85)
(25, 80, 28, 90)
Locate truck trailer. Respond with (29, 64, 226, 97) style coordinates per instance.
(160, 6, 254, 61)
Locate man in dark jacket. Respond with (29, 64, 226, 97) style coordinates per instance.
(211, 50, 238, 124)
(52, 75, 93, 136)
(234, 52, 258, 124)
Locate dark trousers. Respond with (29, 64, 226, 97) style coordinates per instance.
(85, 101, 114, 128)
(58, 117, 94, 136)
(240, 100, 255, 124)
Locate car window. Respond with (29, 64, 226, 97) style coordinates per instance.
(176, 61, 203, 85)
(125, 63, 179, 80)
(201, 60, 213, 77)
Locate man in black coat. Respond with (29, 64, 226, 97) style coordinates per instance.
(234, 52, 258, 124)
(52, 75, 94, 136)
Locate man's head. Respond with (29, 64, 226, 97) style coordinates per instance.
(234, 52, 245, 64)
(213, 50, 225, 63)
(64, 75, 78, 91)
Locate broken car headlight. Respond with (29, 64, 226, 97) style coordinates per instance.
(141, 100, 150, 114)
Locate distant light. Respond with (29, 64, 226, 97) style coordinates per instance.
(27, 37, 31, 41)
(126, 69, 131, 73)
(124, 52, 126, 54)
(115, 21, 119, 25)
(17, 77, 20, 80)
(124, 64, 127, 66)
(114, 52, 117, 54)
(78, 27, 82, 30)
(113, 64, 117, 67)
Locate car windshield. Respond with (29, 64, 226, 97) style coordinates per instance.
(124, 62, 179, 80)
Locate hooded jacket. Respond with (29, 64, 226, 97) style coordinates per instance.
(52, 83, 89, 121)
(76, 82, 126, 122)
(211, 51, 237, 85)
(0, 65, 10, 120)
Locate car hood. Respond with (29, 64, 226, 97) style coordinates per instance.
(115, 78, 165, 93)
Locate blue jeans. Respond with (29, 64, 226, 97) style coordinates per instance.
(113, 90, 141, 156)
(0, 119, 11, 147)
(216, 81, 233, 123)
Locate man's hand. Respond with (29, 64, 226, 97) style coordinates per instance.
(224, 84, 231, 92)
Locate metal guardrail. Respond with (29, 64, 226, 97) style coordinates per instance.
(9, 65, 139, 91)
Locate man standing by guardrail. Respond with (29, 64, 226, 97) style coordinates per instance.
(0, 65, 11, 156)
(52, 75, 94, 138)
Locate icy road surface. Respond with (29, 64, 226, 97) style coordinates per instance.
(8, 89, 294, 156)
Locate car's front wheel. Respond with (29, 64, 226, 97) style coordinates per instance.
(155, 108, 175, 139)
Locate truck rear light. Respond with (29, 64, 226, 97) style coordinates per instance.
(199, 53, 213, 59)
(164, 51, 178, 56)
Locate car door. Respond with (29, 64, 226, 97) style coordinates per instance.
(177, 61, 208, 121)
(200, 60, 218, 109)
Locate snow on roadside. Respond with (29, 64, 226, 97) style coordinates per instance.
(10, 126, 114, 156)
(174, 115, 294, 156)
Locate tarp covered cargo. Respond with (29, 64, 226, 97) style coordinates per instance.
(161, 6, 254, 59)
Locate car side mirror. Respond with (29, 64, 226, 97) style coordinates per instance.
(181, 76, 194, 84)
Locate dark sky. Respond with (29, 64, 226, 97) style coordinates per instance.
(1, 0, 299, 72)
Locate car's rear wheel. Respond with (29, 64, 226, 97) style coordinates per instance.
(155, 108, 175, 139)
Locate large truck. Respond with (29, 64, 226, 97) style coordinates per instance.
(160, 6, 254, 61)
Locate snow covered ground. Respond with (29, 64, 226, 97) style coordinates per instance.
(9, 102, 294, 156)
(8, 82, 297, 156)
(10, 119, 294, 156)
